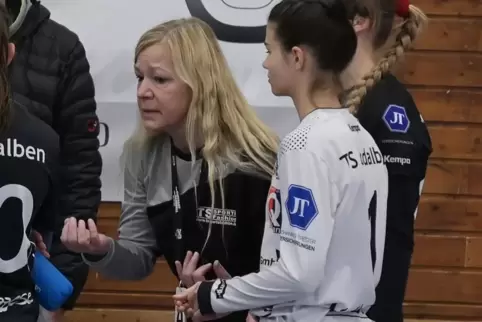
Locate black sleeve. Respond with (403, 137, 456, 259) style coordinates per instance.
(359, 88, 432, 178)
(49, 38, 102, 310)
(370, 100, 431, 229)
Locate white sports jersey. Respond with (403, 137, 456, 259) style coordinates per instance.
(197, 108, 388, 322)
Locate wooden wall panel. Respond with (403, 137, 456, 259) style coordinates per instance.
(83, 261, 176, 293)
(414, 18, 482, 52)
(411, 235, 466, 267)
(66, 309, 173, 322)
(69, 0, 482, 321)
(416, 196, 482, 232)
(396, 53, 482, 88)
(410, 89, 482, 124)
(429, 126, 482, 160)
(406, 269, 482, 304)
(413, 0, 482, 16)
(63, 308, 470, 322)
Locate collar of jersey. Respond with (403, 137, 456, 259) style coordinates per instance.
(304, 107, 349, 120)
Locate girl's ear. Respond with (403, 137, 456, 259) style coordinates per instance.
(7, 43, 15, 66)
(352, 15, 370, 33)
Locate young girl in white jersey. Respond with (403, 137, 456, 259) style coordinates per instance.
(174, 0, 389, 321)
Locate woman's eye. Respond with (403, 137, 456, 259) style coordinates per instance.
(154, 77, 168, 83)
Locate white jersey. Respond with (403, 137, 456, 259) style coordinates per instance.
(196, 108, 388, 322)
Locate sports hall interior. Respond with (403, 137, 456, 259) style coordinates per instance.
(64, 0, 482, 321)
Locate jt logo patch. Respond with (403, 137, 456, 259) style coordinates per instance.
(285, 184, 318, 231)
(383, 104, 410, 133)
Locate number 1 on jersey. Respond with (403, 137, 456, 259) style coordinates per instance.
(368, 191, 377, 272)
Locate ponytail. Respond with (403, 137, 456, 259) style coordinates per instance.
(345, 5, 427, 114)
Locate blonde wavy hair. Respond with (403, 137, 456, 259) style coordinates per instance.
(124, 17, 279, 208)
(343, 2, 428, 113)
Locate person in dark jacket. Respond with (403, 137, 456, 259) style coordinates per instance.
(4, 0, 102, 320)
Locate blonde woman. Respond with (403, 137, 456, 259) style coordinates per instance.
(339, 0, 432, 321)
(60, 17, 278, 322)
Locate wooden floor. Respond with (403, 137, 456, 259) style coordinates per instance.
(64, 308, 481, 322)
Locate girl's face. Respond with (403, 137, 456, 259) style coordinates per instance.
(262, 23, 297, 97)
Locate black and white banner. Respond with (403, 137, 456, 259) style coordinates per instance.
(44, 0, 298, 201)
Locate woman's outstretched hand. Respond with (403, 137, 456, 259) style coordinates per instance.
(61, 217, 111, 255)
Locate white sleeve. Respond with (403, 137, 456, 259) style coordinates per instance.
(197, 149, 337, 315)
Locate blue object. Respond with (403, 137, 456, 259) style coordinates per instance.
(32, 251, 73, 311)
(382, 104, 410, 133)
(285, 184, 318, 231)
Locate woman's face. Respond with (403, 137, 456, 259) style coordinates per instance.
(262, 23, 296, 96)
(135, 44, 191, 133)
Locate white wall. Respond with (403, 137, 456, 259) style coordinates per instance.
(43, 0, 298, 200)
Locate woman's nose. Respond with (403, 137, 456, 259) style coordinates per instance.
(137, 79, 153, 98)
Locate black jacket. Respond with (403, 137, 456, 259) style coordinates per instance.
(6, 0, 102, 310)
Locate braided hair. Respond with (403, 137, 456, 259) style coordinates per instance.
(342, 1, 427, 113)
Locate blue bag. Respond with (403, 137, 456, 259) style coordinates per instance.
(32, 251, 73, 311)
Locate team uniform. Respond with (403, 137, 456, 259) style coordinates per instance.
(0, 103, 59, 322)
(357, 74, 432, 322)
(8, 0, 102, 309)
(83, 136, 271, 322)
(196, 108, 388, 322)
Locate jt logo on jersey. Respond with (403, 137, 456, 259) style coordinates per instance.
(290, 198, 310, 216)
(383, 104, 410, 133)
(390, 112, 405, 124)
(286, 185, 318, 231)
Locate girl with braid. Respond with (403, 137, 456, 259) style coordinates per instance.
(339, 0, 432, 321)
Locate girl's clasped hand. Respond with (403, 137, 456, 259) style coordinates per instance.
(174, 282, 229, 322)
(173, 251, 231, 321)
(175, 251, 231, 287)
